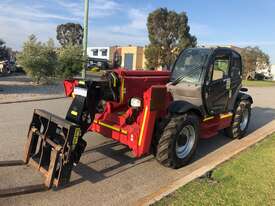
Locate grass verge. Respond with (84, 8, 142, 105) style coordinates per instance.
(154, 134, 275, 206)
(243, 80, 275, 87)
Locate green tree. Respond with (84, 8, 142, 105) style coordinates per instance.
(145, 8, 197, 69)
(17, 35, 57, 84)
(0, 39, 10, 61)
(56, 44, 83, 78)
(56, 23, 84, 47)
(240, 47, 270, 80)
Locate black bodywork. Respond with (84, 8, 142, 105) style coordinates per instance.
(168, 47, 253, 117)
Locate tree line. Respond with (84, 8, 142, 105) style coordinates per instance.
(14, 23, 84, 84)
(1, 8, 271, 83)
(0, 39, 13, 62)
(240, 47, 271, 80)
(144, 8, 271, 80)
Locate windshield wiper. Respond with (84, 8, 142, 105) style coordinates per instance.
(171, 65, 202, 85)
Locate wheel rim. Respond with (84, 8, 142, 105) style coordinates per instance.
(176, 125, 196, 159)
(240, 108, 249, 131)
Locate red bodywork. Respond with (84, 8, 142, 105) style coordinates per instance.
(64, 69, 233, 157)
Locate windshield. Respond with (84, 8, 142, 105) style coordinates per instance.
(171, 48, 211, 84)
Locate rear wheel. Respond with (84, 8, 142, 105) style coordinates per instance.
(156, 114, 199, 169)
(225, 100, 251, 139)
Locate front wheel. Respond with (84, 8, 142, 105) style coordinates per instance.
(225, 100, 251, 139)
(156, 114, 199, 169)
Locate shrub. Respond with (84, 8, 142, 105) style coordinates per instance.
(17, 35, 57, 84)
(56, 44, 83, 78)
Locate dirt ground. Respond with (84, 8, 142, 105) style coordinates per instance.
(0, 74, 64, 103)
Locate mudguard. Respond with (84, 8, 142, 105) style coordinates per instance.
(168, 100, 203, 117)
(237, 92, 253, 104)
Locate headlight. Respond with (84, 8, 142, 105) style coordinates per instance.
(129, 97, 142, 108)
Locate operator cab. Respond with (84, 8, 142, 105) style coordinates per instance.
(170, 48, 211, 84)
(169, 47, 243, 116)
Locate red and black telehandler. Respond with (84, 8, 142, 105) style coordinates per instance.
(0, 47, 253, 196)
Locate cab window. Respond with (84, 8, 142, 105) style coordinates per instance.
(212, 55, 230, 81)
(231, 52, 242, 78)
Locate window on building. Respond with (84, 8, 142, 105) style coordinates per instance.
(101, 49, 107, 57)
(92, 49, 98, 56)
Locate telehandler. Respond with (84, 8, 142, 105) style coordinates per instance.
(0, 47, 253, 196)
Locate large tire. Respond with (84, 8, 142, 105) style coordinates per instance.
(156, 113, 199, 169)
(225, 100, 251, 139)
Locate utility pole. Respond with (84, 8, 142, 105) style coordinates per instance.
(82, 0, 89, 79)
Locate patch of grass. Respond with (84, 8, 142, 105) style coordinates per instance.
(243, 80, 275, 87)
(154, 135, 275, 206)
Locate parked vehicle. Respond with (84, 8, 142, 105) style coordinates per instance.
(0, 47, 253, 194)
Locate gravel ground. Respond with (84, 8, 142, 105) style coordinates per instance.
(0, 74, 64, 103)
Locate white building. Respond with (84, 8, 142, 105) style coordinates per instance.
(87, 47, 110, 60)
(271, 65, 275, 80)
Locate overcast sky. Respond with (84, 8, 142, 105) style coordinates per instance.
(0, 0, 275, 64)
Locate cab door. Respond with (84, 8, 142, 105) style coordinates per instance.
(204, 50, 232, 115)
(227, 51, 242, 110)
